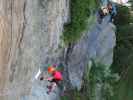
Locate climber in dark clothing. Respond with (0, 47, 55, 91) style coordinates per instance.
(107, 2, 117, 22)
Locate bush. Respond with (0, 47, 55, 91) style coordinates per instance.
(88, 60, 119, 100)
(112, 5, 133, 73)
(63, 0, 98, 45)
(112, 3, 133, 100)
(114, 5, 131, 25)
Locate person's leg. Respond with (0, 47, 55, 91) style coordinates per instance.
(109, 13, 115, 22)
(47, 82, 57, 94)
(51, 82, 57, 92)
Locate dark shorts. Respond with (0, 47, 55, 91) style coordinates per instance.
(49, 79, 60, 85)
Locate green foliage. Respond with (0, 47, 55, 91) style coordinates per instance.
(60, 89, 86, 100)
(61, 60, 119, 100)
(89, 60, 119, 100)
(114, 6, 132, 25)
(112, 4, 133, 100)
(112, 4, 133, 73)
(63, 0, 98, 45)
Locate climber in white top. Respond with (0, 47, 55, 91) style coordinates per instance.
(98, 7, 109, 23)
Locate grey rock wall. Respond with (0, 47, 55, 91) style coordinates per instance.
(66, 16, 116, 89)
(0, 0, 116, 100)
(0, 0, 69, 100)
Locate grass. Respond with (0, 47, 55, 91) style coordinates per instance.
(63, 0, 98, 45)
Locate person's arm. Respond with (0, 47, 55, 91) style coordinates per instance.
(46, 77, 54, 81)
(40, 76, 53, 81)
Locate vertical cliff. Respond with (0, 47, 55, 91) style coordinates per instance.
(0, 0, 116, 100)
(0, 0, 69, 100)
(66, 16, 116, 90)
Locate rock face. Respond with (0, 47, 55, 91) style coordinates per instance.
(66, 16, 116, 89)
(0, 0, 69, 100)
(0, 0, 116, 100)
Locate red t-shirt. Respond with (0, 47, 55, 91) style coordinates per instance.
(53, 71, 63, 80)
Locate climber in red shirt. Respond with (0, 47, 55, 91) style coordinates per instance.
(40, 65, 63, 94)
